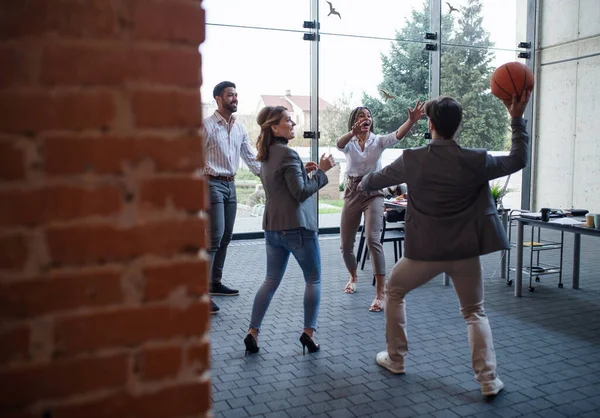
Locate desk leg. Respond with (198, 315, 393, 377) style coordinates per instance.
(573, 233, 581, 289)
(501, 211, 508, 279)
(515, 221, 524, 297)
(442, 273, 450, 286)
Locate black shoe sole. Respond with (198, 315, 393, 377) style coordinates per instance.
(209, 292, 239, 296)
(211, 310, 219, 315)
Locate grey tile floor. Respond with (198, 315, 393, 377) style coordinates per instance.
(210, 227, 600, 417)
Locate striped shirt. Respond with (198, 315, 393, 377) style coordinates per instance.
(338, 132, 398, 177)
(201, 111, 261, 177)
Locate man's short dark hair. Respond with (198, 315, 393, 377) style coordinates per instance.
(213, 81, 236, 99)
(425, 96, 463, 139)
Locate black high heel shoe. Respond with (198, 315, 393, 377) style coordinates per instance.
(244, 334, 259, 356)
(299, 332, 320, 355)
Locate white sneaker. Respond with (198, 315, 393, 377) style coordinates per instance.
(481, 377, 504, 396)
(375, 351, 405, 374)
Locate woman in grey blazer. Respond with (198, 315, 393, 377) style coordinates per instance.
(244, 106, 335, 356)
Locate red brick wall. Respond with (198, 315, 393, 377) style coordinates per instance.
(0, 1, 211, 417)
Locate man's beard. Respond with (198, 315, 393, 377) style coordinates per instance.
(224, 102, 237, 113)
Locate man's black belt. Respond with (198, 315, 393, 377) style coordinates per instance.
(208, 175, 235, 182)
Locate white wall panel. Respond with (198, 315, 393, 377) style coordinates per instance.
(573, 54, 600, 211)
(579, 0, 600, 39)
(534, 61, 577, 209)
(533, 0, 600, 213)
(539, 0, 580, 48)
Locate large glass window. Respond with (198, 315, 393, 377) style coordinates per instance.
(201, 0, 311, 235)
(318, 0, 431, 227)
(440, 0, 527, 210)
(201, 0, 531, 235)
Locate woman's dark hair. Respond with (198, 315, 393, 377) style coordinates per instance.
(347, 106, 375, 133)
(213, 81, 236, 98)
(425, 96, 463, 139)
(256, 106, 288, 162)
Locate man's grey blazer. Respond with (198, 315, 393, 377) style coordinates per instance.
(361, 118, 529, 261)
(260, 142, 329, 232)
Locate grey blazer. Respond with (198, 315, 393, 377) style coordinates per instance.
(260, 141, 329, 232)
(362, 118, 529, 261)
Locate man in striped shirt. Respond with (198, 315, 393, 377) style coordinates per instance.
(203, 81, 261, 314)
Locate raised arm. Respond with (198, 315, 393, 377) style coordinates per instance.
(336, 119, 366, 149)
(378, 100, 426, 149)
(486, 90, 532, 180)
(360, 154, 407, 191)
(395, 100, 425, 140)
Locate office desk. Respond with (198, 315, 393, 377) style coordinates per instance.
(513, 217, 600, 296)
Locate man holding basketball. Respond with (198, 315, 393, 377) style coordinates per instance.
(359, 90, 532, 396)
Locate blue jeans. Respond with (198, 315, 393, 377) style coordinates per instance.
(208, 179, 237, 285)
(249, 228, 322, 330)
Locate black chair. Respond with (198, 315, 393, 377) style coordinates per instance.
(358, 211, 406, 270)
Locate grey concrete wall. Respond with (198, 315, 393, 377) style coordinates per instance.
(533, 0, 600, 212)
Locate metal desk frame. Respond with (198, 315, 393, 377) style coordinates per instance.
(513, 217, 600, 296)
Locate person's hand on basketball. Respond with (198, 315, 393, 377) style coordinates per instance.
(504, 89, 532, 118)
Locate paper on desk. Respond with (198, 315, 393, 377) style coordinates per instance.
(550, 218, 585, 225)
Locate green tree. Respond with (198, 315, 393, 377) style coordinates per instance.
(319, 92, 354, 147)
(441, 0, 508, 149)
(364, 0, 509, 150)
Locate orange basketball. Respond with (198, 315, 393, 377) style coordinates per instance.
(490, 62, 534, 102)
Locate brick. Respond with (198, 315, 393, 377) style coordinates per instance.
(144, 258, 209, 301)
(45, 218, 207, 264)
(0, 141, 26, 181)
(41, 45, 200, 87)
(0, 409, 35, 418)
(0, 326, 30, 363)
(0, 91, 115, 133)
(54, 302, 210, 354)
(0, 0, 119, 40)
(0, 267, 123, 318)
(43, 136, 202, 176)
(0, 46, 24, 88)
(132, 0, 205, 45)
(140, 177, 207, 212)
(0, 233, 28, 270)
(137, 137, 203, 173)
(0, 185, 122, 227)
(186, 340, 210, 373)
(41, 44, 130, 86)
(132, 90, 201, 128)
(49, 380, 211, 418)
(138, 345, 182, 381)
(0, 353, 128, 408)
(44, 136, 136, 175)
(133, 48, 200, 87)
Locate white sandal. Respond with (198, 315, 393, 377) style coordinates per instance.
(344, 278, 358, 294)
(369, 298, 384, 312)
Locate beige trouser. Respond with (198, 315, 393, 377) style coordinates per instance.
(386, 256, 498, 383)
(340, 188, 385, 276)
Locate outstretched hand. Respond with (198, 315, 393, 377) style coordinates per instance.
(318, 153, 336, 172)
(504, 90, 532, 118)
(407, 100, 426, 123)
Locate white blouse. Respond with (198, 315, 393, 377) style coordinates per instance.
(338, 132, 398, 177)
